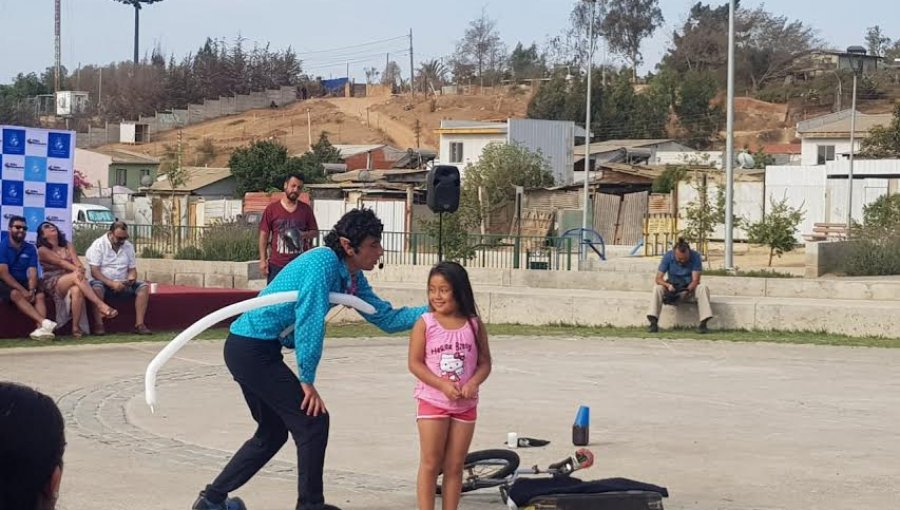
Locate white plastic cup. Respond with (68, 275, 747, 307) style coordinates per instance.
(507, 432, 518, 448)
(149, 282, 158, 294)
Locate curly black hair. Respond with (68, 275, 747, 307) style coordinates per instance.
(0, 382, 66, 510)
(324, 208, 383, 259)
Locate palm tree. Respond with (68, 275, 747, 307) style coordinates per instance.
(416, 59, 448, 95)
(111, 0, 165, 64)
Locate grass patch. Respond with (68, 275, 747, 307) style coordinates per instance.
(705, 268, 799, 278)
(1, 324, 895, 350)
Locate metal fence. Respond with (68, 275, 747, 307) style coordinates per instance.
(73, 223, 575, 271)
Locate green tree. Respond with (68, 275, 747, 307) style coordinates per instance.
(416, 59, 448, 94)
(602, 0, 664, 82)
(858, 105, 900, 159)
(862, 193, 900, 230)
(111, 0, 166, 63)
(310, 132, 343, 164)
(508, 42, 545, 80)
(744, 196, 805, 266)
(229, 140, 292, 195)
(421, 143, 555, 261)
(751, 148, 775, 169)
(462, 143, 556, 230)
(682, 172, 726, 256)
(675, 70, 722, 149)
(866, 25, 893, 57)
(453, 8, 505, 87)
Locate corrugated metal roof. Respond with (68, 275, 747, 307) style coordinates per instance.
(332, 144, 387, 157)
(149, 167, 231, 192)
(89, 147, 160, 164)
(796, 110, 892, 137)
(574, 139, 674, 156)
(439, 120, 507, 129)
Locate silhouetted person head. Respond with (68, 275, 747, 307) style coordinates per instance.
(0, 382, 66, 510)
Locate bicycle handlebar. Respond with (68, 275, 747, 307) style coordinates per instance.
(547, 448, 595, 475)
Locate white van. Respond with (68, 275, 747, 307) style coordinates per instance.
(72, 203, 116, 227)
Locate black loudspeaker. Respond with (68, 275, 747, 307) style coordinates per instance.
(426, 165, 460, 213)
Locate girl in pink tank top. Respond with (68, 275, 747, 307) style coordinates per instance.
(408, 261, 492, 510)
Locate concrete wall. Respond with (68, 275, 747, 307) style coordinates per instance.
(800, 137, 859, 166)
(805, 240, 855, 277)
(133, 259, 263, 289)
(75, 86, 297, 148)
(74, 148, 112, 188)
(335, 283, 900, 339)
(438, 133, 505, 179)
(368, 264, 900, 302)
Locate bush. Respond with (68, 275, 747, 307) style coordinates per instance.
(199, 223, 258, 261)
(174, 246, 206, 260)
(862, 193, 900, 230)
(652, 166, 687, 194)
(841, 234, 900, 276)
(73, 226, 108, 256)
(839, 194, 900, 276)
(141, 247, 164, 258)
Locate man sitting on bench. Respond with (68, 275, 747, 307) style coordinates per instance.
(647, 238, 712, 334)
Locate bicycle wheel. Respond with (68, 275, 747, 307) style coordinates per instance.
(436, 449, 521, 495)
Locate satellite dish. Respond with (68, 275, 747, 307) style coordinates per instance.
(140, 175, 154, 187)
(737, 152, 755, 169)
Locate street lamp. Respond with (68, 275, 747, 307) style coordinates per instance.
(845, 45, 867, 235)
(724, 0, 736, 270)
(580, 0, 596, 264)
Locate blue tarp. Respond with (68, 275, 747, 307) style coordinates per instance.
(321, 78, 349, 93)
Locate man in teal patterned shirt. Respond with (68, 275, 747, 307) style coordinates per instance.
(193, 209, 427, 510)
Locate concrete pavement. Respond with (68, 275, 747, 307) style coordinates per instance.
(2, 336, 899, 509)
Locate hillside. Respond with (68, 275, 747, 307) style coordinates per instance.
(98, 90, 848, 166)
(98, 91, 533, 167)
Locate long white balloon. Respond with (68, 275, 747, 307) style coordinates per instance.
(144, 291, 376, 412)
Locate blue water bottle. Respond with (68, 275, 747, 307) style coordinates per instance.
(572, 405, 590, 446)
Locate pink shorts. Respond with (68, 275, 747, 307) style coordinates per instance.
(416, 399, 477, 423)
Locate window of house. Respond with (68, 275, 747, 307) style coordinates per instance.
(115, 168, 127, 186)
(140, 169, 151, 178)
(817, 145, 835, 165)
(449, 142, 463, 163)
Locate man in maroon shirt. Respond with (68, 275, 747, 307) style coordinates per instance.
(258, 174, 319, 283)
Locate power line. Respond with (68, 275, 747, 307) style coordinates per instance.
(296, 35, 408, 56)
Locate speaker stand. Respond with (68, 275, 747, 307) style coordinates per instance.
(437, 212, 444, 262)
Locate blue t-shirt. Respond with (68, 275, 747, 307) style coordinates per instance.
(230, 246, 427, 384)
(658, 249, 702, 287)
(0, 238, 38, 282)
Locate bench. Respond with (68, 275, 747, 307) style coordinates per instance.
(1, 285, 256, 339)
(803, 222, 849, 242)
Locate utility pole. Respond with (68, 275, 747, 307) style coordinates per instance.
(580, 0, 596, 265)
(54, 0, 61, 92)
(409, 28, 415, 97)
(724, 0, 736, 270)
(307, 108, 313, 151)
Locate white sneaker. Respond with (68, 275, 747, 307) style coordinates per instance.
(41, 319, 57, 333)
(30, 327, 55, 340)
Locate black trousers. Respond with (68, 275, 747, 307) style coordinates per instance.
(267, 263, 285, 284)
(205, 334, 330, 509)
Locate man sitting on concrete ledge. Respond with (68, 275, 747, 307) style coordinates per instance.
(647, 238, 712, 334)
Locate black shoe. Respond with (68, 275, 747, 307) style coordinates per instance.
(192, 492, 247, 510)
(698, 319, 710, 334)
(647, 315, 659, 333)
(296, 504, 342, 510)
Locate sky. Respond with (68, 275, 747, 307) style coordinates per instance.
(0, 0, 894, 85)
